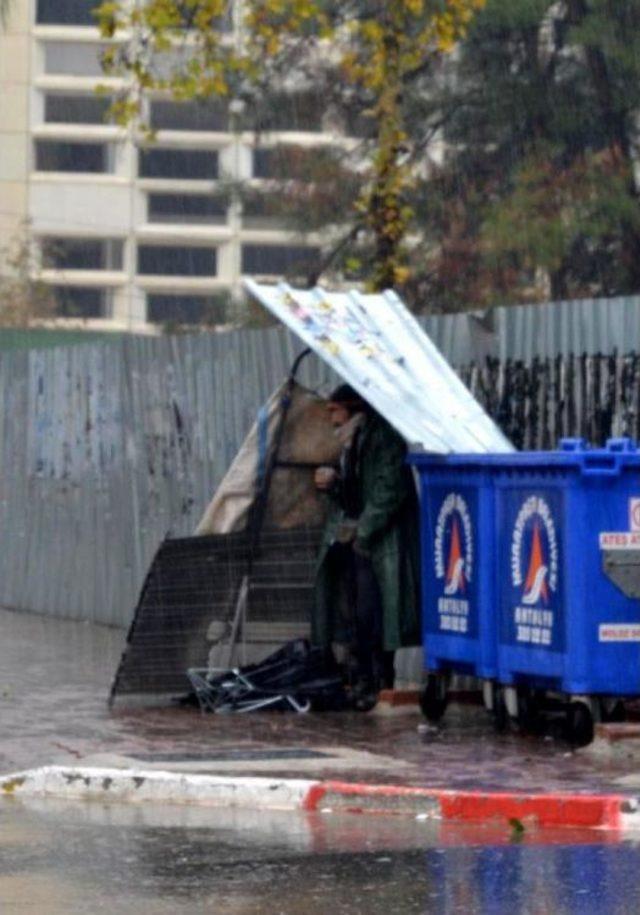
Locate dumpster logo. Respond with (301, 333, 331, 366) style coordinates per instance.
(511, 496, 558, 603)
(444, 516, 468, 595)
(510, 496, 559, 647)
(435, 493, 473, 593)
(434, 493, 473, 634)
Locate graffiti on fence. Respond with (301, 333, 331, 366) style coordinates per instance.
(462, 353, 640, 450)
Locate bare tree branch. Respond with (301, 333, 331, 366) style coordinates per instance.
(305, 223, 364, 288)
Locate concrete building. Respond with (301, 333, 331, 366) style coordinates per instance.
(0, 0, 337, 331)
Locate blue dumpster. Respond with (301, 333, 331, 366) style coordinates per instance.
(494, 438, 640, 704)
(411, 438, 640, 737)
(408, 454, 498, 719)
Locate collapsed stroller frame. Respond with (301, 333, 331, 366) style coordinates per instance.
(187, 639, 346, 714)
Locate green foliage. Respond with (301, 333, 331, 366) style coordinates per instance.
(0, 226, 57, 328)
(246, 0, 486, 290)
(508, 817, 525, 842)
(410, 0, 640, 309)
(483, 149, 640, 273)
(96, 0, 485, 295)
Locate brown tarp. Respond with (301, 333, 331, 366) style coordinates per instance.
(195, 381, 340, 535)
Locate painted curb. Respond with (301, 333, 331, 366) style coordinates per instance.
(304, 782, 630, 830)
(0, 767, 316, 811)
(1, 766, 635, 832)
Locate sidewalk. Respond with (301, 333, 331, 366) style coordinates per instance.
(3, 608, 640, 833)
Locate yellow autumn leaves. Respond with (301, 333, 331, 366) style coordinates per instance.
(95, 0, 485, 291)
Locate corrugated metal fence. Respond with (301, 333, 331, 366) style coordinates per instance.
(0, 329, 335, 626)
(424, 293, 640, 363)
(3, 292, 640, 628)
(461, 354, 640, 451)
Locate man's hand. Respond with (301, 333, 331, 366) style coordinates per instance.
(315, 466, 338, 491)
(336, 520, 358, 544)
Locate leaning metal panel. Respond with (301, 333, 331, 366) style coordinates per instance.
(109, 525, 322, 702)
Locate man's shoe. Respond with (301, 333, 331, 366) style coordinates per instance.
(351, 680, 378, 712)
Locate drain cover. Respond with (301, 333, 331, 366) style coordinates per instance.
(132, 748, 331, 762)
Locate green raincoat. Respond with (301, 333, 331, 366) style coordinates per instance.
(313, 414, 421, 651)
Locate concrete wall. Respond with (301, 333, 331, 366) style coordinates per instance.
(0, 0, 30, 254)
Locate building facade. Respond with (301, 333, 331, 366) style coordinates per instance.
(0, 0, 337, 330)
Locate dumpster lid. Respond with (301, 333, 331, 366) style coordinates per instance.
(243, 279, 513, 454)
(408, 437, 640, 473)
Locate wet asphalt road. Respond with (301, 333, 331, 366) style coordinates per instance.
(3, 608, 640, 912)
(2, 799, 640, 915)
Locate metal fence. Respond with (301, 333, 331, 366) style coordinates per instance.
(3, 294, 640, 629)
(0, 328, 336, 626)
(461, 353, 640, 452)
(424, 292, 640, 363)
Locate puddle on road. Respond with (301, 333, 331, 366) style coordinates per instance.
(1, 798, 639, 915)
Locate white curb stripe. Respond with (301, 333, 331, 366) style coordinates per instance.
(1, 766, 318, 810)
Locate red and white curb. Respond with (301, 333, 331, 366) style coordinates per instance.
(1, 766, 637, 833)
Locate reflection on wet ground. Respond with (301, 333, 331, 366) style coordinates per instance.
(1, 799, 639, 914)
(4, 607, 640, 913)
(0, 607, 638, 793)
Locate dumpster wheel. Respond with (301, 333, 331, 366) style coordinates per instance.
(514, 687, 543, 734)
(489, 683, 509, 733)
(566, 700, 595, 747)
(599, 698, 626, 723)
(419, 674, 449, 722)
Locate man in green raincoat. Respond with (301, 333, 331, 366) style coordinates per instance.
(313, 384, 421, 709)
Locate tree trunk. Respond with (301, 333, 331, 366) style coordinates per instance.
(367, 30, 407, 292)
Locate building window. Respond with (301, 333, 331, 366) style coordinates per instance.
(242, 194, 285, 230)
(35, 140, 114, 173)
(51, 286, 112, 319)
(43, 238, 124, 271)
(147, 293, 228, 325)
(137, 245, 217, 277)
(44, 94, 111, 125)
(43, 42, 106, 76)
(250, 91, 325, 133)
(147, 193, 227, 225)
(252, 148, 274, 179)
(138, 148, 219, 180)
(36, 0, 98, 26)
(241, 245, 320, 276)
(252, 145, 323, 180)
(149, 100, 228, 133)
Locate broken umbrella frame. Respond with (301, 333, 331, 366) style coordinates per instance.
(186, 663, 314, 714)
(186, 638, 346, 714)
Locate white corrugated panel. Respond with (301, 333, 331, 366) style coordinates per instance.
(244, 280, 514, 453)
